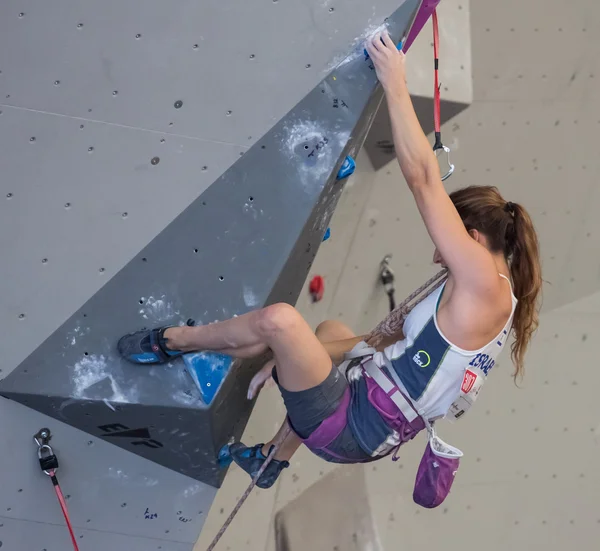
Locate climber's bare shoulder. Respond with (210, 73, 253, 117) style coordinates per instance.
(437, 275, 513, 351)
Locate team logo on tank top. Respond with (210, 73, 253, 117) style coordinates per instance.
(392, 317, 451, 401)
(412, 350, 431, 368)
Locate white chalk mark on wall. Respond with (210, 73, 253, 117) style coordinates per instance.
(325, 21, 388, 72)
(139, 295, 180, 323)
(67, 324, 90, 346)
(281, 119, 350, 190)
(72, 354, 138, 403)
(243, 285, 260, 308)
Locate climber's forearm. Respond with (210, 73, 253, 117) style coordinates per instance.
(322, 332, 404, 366)
(323, 337, 366, 365)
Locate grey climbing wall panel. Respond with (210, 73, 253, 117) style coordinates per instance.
(1, 0, 422, 488)
(0, 0, 427, 549)
(0, 397, 215, 550)
(0, 0, 422, 379)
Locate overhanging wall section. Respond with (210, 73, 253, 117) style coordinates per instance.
(1, 0, 423, 487)
(0, 1, 426, 549)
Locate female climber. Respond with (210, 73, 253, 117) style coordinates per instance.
(118, 31, 542, 490)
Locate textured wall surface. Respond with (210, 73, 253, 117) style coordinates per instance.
(196, 1, 600, 550)
(0, 1, 429, 550)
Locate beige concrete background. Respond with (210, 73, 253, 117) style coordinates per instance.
(196, 0, 600, 549)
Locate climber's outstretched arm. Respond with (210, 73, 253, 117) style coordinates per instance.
(365, 32, 500, 295)
(365, 32, 439, 190)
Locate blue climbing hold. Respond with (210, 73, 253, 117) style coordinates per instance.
(183, 351, 233, 405)
(364, 40, 403, 60)
(322, 227, 331, 242)
(337, 156, 356, 180)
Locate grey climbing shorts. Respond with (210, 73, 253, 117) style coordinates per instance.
(272, 365, 372, 463)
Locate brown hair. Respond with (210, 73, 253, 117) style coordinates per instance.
(449, 186, 542, 381)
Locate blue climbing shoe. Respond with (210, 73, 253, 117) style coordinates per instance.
(226, 442, 289, 489)
(117, 326, 184, 364)
(218, 443, 235, 467)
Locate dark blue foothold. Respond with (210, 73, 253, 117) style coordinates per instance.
(322, 228, 331, 242)
(337, 156, 356, 180)
(217, 443, 233, 467)
(183, 351, 233, 405)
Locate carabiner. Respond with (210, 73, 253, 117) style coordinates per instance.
(434, 144, 455, 182)
(379, 255, 395, 290)
(38, 444, 55, 475)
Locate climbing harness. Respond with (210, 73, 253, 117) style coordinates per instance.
(346, 269, 464, 507)
(431, 10, 455, 181)
(379, 255, 396, 312)
(209, 269, 451, 548)
(34, 428, 80, 551)
(206, 427, 292, 551)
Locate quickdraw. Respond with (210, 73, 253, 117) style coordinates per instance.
(34, 428, 80, 551)
(432, 10, 455, 181)
(379, 255, 396, 312)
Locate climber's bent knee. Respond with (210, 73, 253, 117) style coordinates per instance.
(255, 303, 304, 340)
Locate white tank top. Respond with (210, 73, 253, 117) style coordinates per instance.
(372, 275, 517, 421)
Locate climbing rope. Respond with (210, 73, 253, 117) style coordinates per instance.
(209, 268, 447, 549)
(206, 426, 292, 551)
(367, 268, 448, 347)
